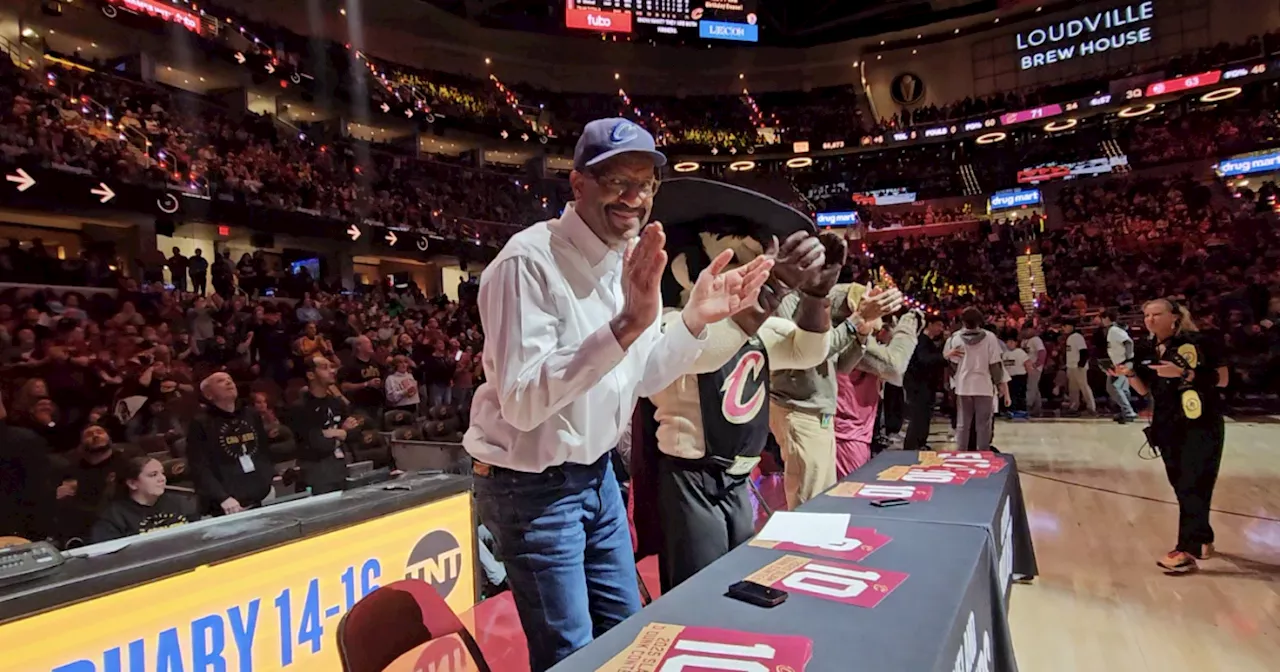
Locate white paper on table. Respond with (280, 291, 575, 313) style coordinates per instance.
(754, 511, 852, 546)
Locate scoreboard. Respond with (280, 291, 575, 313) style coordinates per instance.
(565, 0, 759, 43)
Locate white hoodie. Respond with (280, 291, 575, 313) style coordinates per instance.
(948, 328, 1005, 397)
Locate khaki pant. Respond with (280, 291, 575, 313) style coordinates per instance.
(1066, 366, 1096, 413)
(769, 401, 837, 510)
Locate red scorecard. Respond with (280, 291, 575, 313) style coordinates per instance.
(599, 623, 814, 672)
(1145, 70, 1222, 97)
(746, 555, 909, 608)
(919, 451, 1008, 478)
(827, 481, 935, 501)
(751, 526, 892, 562)
(877, 465, 971, 485)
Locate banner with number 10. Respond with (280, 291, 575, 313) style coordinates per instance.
(599, 623, 813, 672)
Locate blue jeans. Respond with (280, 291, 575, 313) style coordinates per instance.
(473, 454, 640, 672)
(1108, 375, 1138, 419)
(428, 383, 452, 408)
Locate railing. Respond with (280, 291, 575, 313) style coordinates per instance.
(0, 35, 41, 71)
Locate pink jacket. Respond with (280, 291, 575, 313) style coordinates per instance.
(835, 369, 881, 446)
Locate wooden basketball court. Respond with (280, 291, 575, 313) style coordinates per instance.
(996, 419, 1280, 671)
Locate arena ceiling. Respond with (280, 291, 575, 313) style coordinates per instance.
(420, 0, 1000, 46)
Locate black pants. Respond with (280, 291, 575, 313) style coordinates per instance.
(1160, 422, 1225, 554)
(903, 384, 936, 451)
(1008, 376, 1028, 413)
(657, 455, 753, 593)
(882, 384, 904, 435)
(191, 273, 207, 295)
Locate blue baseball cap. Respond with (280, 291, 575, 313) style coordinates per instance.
(573, 118, 667, 171)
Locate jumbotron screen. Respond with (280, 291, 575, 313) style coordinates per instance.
(565, 0, 760, 43)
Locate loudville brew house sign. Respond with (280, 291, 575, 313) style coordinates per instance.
(1015, 1, 1155, 71)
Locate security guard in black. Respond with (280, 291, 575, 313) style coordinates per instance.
(1125, 300, 1225, 569)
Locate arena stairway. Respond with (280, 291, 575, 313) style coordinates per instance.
(959, 163, 982, 195)
(1015, 252, 1046, 312)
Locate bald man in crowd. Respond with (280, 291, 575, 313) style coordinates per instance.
(187, 372, 275, 515)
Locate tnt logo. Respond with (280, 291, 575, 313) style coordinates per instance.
(405, 529, 464, 598)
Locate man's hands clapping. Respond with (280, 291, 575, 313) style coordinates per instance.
(806, 233, 847, 297)
(611, 222, 669, 350)
(770, 232, 826, 293)
(682, 248, 774, 336)
(857, 286, 905, 324)
(611, 222, 776, 348)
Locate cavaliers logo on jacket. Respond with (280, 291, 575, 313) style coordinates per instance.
(628, 178, 831, 589)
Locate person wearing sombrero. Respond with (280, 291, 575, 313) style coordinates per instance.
(632, 177, 837, 591)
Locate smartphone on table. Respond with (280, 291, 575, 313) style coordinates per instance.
(870, 498, 910, 508)
(726, 580, 788, 608)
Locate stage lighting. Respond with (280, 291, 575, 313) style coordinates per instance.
(728, 160, 756, 172)
(1044, 119, 1077, 132)
(785, 157, 813, 169)
(1200, 87, 1241, 103)
(975, 132, 1007, 145)
(673, 161, 700, 173)
(1118, 103, 1156, 118)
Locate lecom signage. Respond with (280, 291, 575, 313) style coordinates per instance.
(565, 1, 634, 34)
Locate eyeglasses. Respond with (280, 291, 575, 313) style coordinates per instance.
(590, 172, 660, 199)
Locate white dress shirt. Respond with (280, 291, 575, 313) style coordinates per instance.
(463, 203, 707, 473)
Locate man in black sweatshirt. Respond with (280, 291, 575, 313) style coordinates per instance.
(0, 391, 56, 541)
(338, 335, 384, 426)
(292, 355, 358, 494)
(252, 307, 294, 386)
(903, 317, 947, 451)
(187, 373, 275, 515)
(52, 423, 134, 546)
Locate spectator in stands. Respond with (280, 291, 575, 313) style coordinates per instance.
(187, 372, 275, 516)
(1100, 309, 1138, 424)
(189, 249, 209, 296)
(453, 345, 476, 411)
(212, 252, 234, 298)
(422, 339, 456, 408)
(251, 391, 295, 462)
(236, 254, 259, 297)
(384, 355, 421, 413)
(91, 455, 198, 542)
(0, 390, 55, 542)
(293, 355, 358, 494)
(252, 306, 293, 385)
(296, 294, 323, 324)
(53, 423, 133, 546)
(339, 335, 384, 425)
(167, 248, 188, 292)
(293, 321, 326, 361)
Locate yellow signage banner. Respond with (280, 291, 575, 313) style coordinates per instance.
(2, 492, 475, 672)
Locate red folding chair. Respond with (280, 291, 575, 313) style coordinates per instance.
(336, 579, 492, 672)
